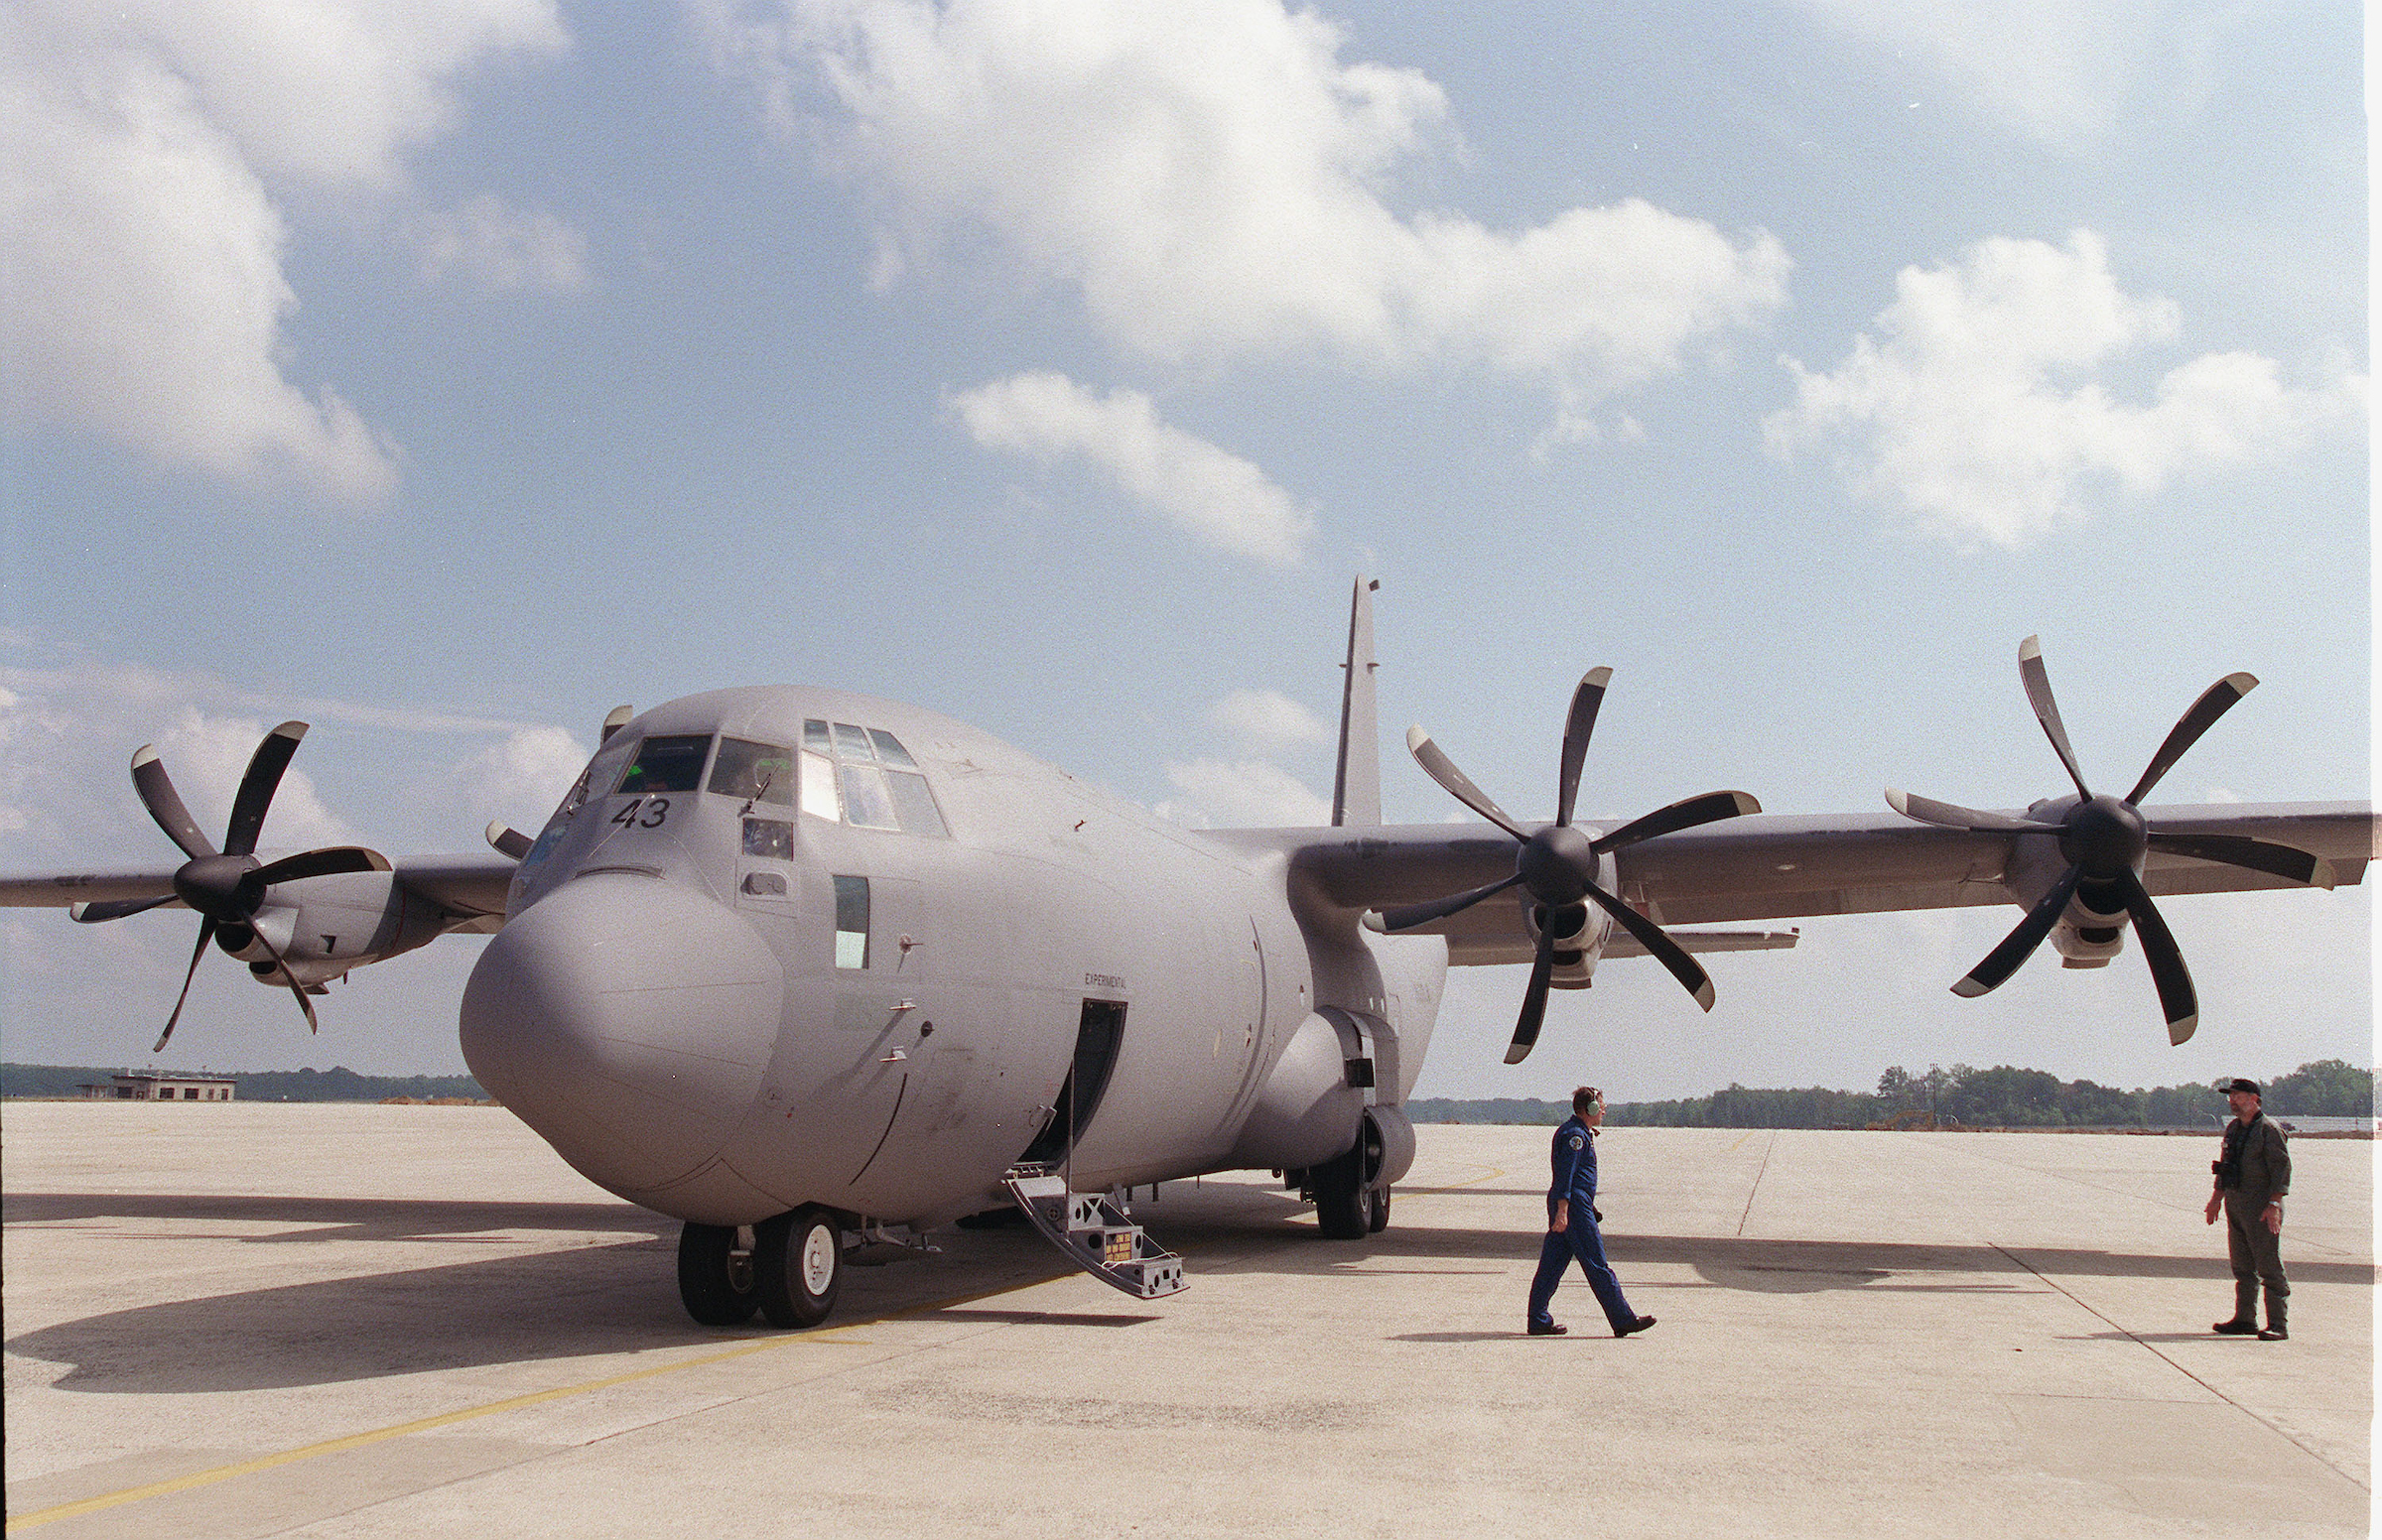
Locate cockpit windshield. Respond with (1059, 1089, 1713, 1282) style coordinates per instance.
(618, 734, 712, 795)
(708, 738, 794, 806)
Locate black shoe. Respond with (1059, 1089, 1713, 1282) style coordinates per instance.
(2213, 1319, 2258, 1335)
(1615, 1315, 1656, 1338)
(2257, 1326, 2289, 1341)
(1526, 1321, 1567, 1337)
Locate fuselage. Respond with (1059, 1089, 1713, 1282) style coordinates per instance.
(460, 686, 1445, 1229)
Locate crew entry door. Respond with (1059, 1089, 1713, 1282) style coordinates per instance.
(1018, 999, 1125, 1165)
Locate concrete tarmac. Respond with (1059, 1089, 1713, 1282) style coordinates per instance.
(3, 1103, 2371, 1537)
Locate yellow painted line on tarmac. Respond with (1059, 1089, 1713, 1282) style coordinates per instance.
(6, 1272, 1071, 1532)
(1728, 1129, 1760, 1151)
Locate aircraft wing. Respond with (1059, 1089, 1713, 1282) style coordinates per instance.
(0, 852, 515, 926)
(1253, 801, 2375, 966)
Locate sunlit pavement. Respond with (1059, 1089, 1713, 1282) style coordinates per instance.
(4, 1104, 2370, 1538)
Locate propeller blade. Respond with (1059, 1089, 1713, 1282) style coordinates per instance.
(486, 822, 534, 859)
(2017, 636, 2091, 801)
(1554, 669, 1612, 829)
(2144, 832, 2334, 890)
(222, 722, 308, 858)
(2113, 868, 2198, 1045)
(1377, 872, 1526, 933)
(2126, 672, 2258, 805)
(71, 896, 178, 923)
(245, 924, 322, 1035)
(250, 845, 391, 885)
(1581, 882, 1715, 1011)
(156, 917, 218, 1054)
(1505, 924, 1560, 1065)
(1406, 727, 1527, 840)
(130, 747, 217, 860)
(1591, 790, 1762, 854)
(1951, 865, 2082, 998)
(599, 706, 634, 745)
(1885, 787, 2062, 834)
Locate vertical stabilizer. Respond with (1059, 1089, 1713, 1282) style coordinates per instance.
(1332, 576, 1382, 827)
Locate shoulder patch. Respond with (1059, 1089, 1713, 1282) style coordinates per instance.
(1566, 1133, 1584, 1150)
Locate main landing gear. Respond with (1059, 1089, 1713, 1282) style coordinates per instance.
(677, 1205, 844, 1329)
(1304, 1115, 1395, 1240)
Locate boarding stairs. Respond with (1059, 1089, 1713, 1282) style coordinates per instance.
(1001, 1163, 1187, 1300)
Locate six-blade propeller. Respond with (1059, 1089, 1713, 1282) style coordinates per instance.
(1885, 636, 2333, 1046)
(1373, 670, 1760, 1065)
(71, 722, 390, 1052)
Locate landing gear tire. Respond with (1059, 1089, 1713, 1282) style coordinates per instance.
(1368, 1184, 1391, 1234)
(1313, 1147, 1376, 1239)
(677, 1221, 759, 1327)
(755, 1205, 843, 1328)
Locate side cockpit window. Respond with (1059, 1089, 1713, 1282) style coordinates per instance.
(802, 719, 949, 837)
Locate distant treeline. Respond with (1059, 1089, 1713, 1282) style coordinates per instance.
(2, 1064, 488, 1102)
(1413, 1060, 2374, 1130)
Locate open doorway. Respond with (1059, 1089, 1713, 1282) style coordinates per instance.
(1018, 998, 1125, 1165)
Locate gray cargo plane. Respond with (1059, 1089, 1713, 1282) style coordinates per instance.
(5, 581, 2370, 1328)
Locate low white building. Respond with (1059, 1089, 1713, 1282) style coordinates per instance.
(78, 1073, 236, 1102)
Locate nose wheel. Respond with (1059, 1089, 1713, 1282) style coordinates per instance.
(676, 1222, 760, 1326)
(754, 1205, 845, 1328)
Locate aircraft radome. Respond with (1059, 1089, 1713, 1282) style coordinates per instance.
(6, 580, 2371, 1329)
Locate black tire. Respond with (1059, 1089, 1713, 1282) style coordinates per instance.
(1313, 1147, 1374, 1239)
(755, 1205, 843, 1328)
(677, 1221, 759, 1327)
(1368, 1183, 1391, 1234)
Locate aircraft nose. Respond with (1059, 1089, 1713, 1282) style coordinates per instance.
(462, 873, 784, 1196)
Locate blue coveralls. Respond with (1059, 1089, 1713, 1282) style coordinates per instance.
(1526, 1114, 1638, 1332)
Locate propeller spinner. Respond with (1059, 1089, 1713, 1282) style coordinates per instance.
(1886, 636, 2333, 1046)
(1374, 670, 1760, 1065)
(72, 722, 389, 1052)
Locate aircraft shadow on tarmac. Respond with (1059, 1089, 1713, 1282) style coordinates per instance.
(9, 1189, 2370, 1393)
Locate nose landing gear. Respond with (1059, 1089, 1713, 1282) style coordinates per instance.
(676, 1222, 760, 1326)
(677, 1205, 845, 1329)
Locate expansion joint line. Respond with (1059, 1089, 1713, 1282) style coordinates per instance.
(1985, 1241, 2367, 1493)
(1735, 1130, 1778, 1237)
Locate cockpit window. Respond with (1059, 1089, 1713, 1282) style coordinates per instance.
(709, 738, 794, 806)
(803, 719, 948, 836)
(564, 731, 641, 814)
(618, 734, 712, 796)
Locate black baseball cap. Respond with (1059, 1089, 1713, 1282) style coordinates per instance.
(2216, 1078, 2261, 1095)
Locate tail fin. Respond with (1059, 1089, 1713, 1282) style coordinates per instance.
(1332, 576, 1381, 827)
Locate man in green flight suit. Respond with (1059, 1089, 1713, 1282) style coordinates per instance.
(2203, 1077, 2291, 1342)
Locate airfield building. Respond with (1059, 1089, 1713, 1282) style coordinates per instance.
(78, 1073, 236, 1102)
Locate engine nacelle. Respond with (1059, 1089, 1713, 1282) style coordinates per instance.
(1527, 848, 1619, 990)
(2002, 818, 2130, 971)
(218, 871, 455, 988)
(2051, 882, 2131, 970)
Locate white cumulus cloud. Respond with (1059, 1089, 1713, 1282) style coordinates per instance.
(1786, 0, 2164, 145)
(710, 0, 1788, 427)
(1764, 231, 2365, 549)
(952, 371, 1315, 565)
(455, 725, 592, 829)
(1208, 688, 1330, 754)
(0, 1, 569, 501)
(1154, 757, 1331, 829)
(410, 192, 591, 293)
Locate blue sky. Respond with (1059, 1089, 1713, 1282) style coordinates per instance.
(1, 0, 2367, 1102)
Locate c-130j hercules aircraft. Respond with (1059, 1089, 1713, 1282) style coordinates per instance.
(5, 580, 2371, 1329)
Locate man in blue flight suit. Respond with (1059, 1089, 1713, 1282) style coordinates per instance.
(1526, 1086, 1656, 1338)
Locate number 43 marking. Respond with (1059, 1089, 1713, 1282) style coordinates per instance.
(611, 797, 670, 830)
